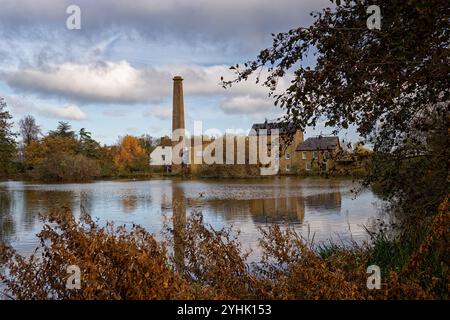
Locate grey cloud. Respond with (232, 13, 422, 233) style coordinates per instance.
(0, 0, 329, 51)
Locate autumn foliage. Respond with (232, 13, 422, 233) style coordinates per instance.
(19, 122, 156, 181)
(24, 135, 100, 182)
(1, 197, 448, 300)
(113, 135, 148, 174)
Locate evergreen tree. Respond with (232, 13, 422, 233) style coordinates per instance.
(49, 121, 76, 139)
(0, 98, 17, 177)
(78, 128, 100, 158)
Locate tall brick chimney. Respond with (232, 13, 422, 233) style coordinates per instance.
(171, 76, 186, 173)
(172, 76, 185, 133)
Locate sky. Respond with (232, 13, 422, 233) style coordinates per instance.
(0, 0, 359, 145)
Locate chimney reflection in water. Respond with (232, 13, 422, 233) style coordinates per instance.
(172, 183, 186, 273)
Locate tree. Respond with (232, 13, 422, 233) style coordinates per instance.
(114, 135, 147, 173)
(224, 1, 448, 142)
(0, 98, 17, 177)
(138, 134, 157, 155)
(49, 121, 76, 139)
(29, 152, 100, 182)
(223, 1, 448, 220)
(24, 133, 100, 182)
(26, 121, 78, 166)
(25, 135, 78, 169)
(78, 128, 100, 158)
(19, 115, 41, 146)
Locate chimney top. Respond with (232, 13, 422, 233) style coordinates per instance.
(173, 76, 183, 81)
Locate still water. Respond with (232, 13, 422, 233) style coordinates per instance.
(0, 177, 381, 259)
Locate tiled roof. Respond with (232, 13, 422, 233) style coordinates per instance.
(296, 136, 340, 151)
(160, 137, 172, 147)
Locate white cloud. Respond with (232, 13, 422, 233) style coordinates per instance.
(102, 108, 128, 117)
(5, 95, 87, 121)
(40, 104, 87, 121)
(126, 127, 140, 134)
(144, 106, 172, 120)
(4, 61, 292, 106)
(4, 61, 161, 104)
(220, 95, 277, 115)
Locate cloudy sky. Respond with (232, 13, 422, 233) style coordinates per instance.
(0, 0, 358, 145)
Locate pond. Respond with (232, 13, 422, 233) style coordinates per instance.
(0, 177, 382, 261)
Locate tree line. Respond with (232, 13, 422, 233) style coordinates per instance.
(0, 97, 160, 182)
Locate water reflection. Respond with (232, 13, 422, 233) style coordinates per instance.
(172, 184, 186, 272)
(202, 192, 342, 224)
(121, 195, 139, 213)
(305, 192, 342, 212)
(0, 187, 15, 243)
(0, 178, 380, 257)
(80, 192, 94, 214)
(249, 197, 306, 223)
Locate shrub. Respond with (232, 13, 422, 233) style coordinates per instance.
(1, 199, 448, 300)
(0, 209, 193, 299)
(197, 164, 260, 178)
(30, 153, 100, 182)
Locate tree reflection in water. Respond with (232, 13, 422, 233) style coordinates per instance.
(0, 187, 15, 244)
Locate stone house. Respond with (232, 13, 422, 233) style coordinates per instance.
(295, 136, 341, 173)
(250, 121, 304, 174)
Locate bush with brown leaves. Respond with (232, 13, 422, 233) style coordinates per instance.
(1, 198, 448, 300)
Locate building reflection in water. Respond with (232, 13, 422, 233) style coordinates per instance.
(249, 197, 305, 223)
(305, 192, 342, 212)
(172, 183, 186, 273)
(203, 191, 342, 224)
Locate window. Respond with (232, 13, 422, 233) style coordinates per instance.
(302, 152, 307, 160)
(324, 151, 330, 159)
(306, 163, 311, 171)
(313, 151, 318, 160)
(286, 164, 291, 172)
(285, 153, 291, 160)
(162, 155, 166, 161)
